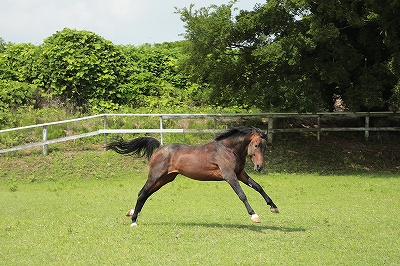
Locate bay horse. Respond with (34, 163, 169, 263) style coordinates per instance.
(106, 126, 279, 227)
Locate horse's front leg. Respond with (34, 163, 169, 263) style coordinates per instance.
(223, 172, 261, 223)
(238, 171, 279, 213)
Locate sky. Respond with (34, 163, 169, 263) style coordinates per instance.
(1, 0, 263, 45)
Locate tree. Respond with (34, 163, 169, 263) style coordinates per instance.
(178, 1, 324, 111)
(305, 0, 400, 111)
(178, 0, 400, 112)
(35, 28, 129, 109)
(178, 3, 246, 107)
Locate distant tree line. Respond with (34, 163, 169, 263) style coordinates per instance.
(1, 0, 399, 123)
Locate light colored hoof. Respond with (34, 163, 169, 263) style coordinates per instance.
(270, 207, 279, 213)
(130, 222, 138, 227)
(251, 214, 261, 223)
(126, 209, 134, 216)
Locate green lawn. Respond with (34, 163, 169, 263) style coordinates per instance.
(1, 162, 399, 265)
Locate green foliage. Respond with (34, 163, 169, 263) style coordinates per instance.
(0, 42, 41, 83)
(0, 80, 37, 109)
(178, 3, 251, 109)
(389, 82, 400, 110)
(0, 31, 204, 116)
(0, 43, 47, 123)
(178, 0, 400, 112)
(0, 80, 38, 127)
(118, 42, 198, 110)
(305, 0, 399, 111)
(178, 1, 324, 112)
(35, 28, 129, 109)
(0, 37, 6, 52)
(2, 0, 400, 115)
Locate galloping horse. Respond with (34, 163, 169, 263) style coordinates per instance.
(106, 126, 279, 226)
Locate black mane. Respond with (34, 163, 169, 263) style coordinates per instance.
(215, 126, 266, 141)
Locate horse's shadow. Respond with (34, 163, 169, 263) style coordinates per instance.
(162, 222, 306, 233)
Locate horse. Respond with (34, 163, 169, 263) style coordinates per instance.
(106, 126, 279, 227)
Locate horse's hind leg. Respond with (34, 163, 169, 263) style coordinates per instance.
(127, 173, 177, 226)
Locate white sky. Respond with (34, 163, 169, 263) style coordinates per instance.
(0, 0, 263, 45)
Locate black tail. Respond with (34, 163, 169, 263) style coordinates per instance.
(105, 137, 161, 160)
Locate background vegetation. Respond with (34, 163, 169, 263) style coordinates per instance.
(1, 0, 400, 131)
(178, 0, 400, 112)
(1, 0, 399, 166)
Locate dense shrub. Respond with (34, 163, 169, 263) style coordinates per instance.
(35, 28, 129, 109)
(0, 80, 39, 126)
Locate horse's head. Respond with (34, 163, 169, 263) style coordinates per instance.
(248, 129, 267, 172)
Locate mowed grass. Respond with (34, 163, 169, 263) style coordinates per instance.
(1, 176, 399, 265)
(1, 150, 399, 265)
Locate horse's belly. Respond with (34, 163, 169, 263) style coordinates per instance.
(171, 147, 225, 181)
(176, 164, 223, 181)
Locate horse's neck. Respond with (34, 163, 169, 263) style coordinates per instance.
(219, 138, 249, 158)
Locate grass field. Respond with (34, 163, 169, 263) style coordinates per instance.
(1, 147, 399, 265)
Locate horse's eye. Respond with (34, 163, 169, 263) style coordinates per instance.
(255, 144, 259, 148)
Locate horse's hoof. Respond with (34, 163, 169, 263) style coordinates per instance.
(130, 222, 138, 227)
(126, 209, 134, 216)
(270, 207, 279, 213)
(251, 214, 261, 223)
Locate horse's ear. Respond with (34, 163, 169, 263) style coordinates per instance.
(264, 130, 268, 135)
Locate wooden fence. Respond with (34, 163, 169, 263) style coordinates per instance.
(0, 112, 399, 155)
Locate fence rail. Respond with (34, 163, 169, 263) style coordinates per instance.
(0, 112, 399, 155)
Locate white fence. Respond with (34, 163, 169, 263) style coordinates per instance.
(0, 112, 399, 155)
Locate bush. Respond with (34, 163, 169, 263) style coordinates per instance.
(0, 80, 39, 127)
(36, 28, 129, 109)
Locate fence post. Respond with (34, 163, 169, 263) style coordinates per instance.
(159, 116, 164, 145)
(267, 117, 273, 144)
(42, 125, 48, 155)
(317, 115, 321, 141)
(365, 115, 370, 141)
(103, 115, 107, 148)
(213, 117, 217, 138)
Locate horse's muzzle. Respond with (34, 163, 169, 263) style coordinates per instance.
(254, 164, 263, 172)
